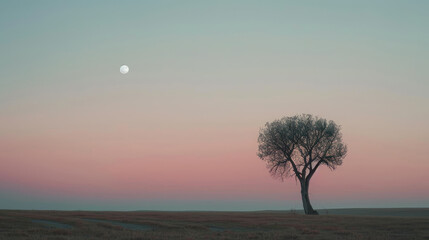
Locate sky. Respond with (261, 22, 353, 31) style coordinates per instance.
(0, 0, 428, 211)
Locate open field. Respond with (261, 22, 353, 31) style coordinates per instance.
(1, 209, 428, 240)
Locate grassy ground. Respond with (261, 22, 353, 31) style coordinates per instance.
(0, 210, 428, 240)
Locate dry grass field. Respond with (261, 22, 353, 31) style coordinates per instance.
(0, 209, 428, 240)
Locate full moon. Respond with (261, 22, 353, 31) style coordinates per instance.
(120, 65, 129, 74)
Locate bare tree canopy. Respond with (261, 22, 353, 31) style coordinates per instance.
(257, 114, 347, 215)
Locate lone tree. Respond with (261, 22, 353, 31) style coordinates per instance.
(257, 114, 347, 215)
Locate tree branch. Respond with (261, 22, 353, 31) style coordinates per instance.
(306, 159, 326, 181)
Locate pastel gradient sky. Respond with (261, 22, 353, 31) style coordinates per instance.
(1, 0, 428, 210)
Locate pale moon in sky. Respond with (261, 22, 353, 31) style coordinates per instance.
(120, 65, 129, 74)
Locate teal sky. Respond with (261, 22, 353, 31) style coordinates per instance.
(1, 1, 428, 211)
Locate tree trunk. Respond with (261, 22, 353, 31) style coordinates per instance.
(300, 180, 318, 215)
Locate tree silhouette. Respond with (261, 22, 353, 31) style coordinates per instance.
(257, 114, 347, 215)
